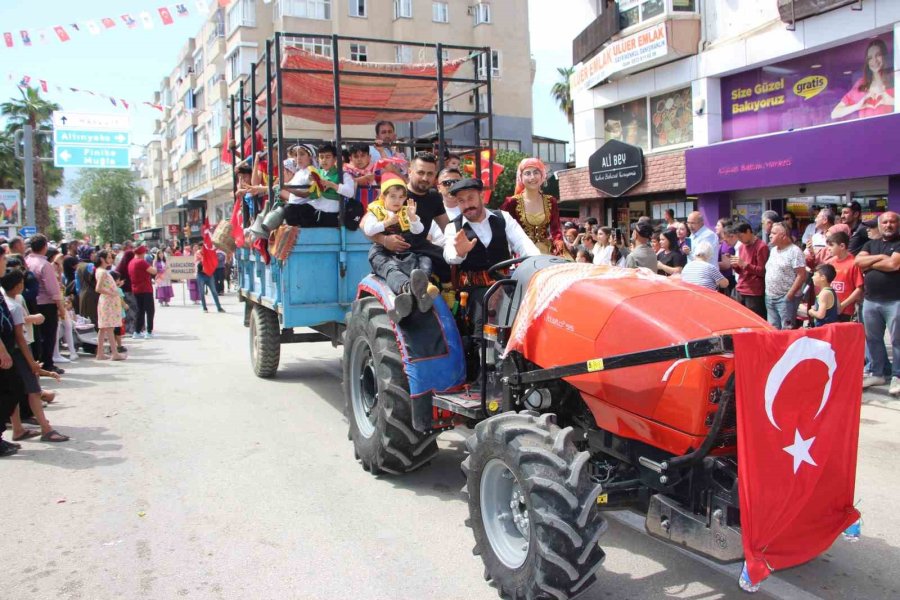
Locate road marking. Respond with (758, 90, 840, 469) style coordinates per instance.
(607, 510, 826, 600)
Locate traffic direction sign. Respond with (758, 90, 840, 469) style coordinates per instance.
(54, 129, 130, 147)
(55, 146, 130, 168)
(52, 111, 132, 169)
(19, 226, 37, 237)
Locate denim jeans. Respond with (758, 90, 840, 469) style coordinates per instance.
(862, 298, 899, 379)
(765, 294, 801, 330)
(197, 272, 223, 311)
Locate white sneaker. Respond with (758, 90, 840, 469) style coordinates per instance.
(68, 353, 79, 361)
(144, 332, 152, 339)
(132, 332, 141, 340)
(54, 355, 71, 363)
(863, 375, 887, 388)
(890, 377, 900, 396)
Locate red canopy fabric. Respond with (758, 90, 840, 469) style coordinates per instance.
(269, 47, 468, 125)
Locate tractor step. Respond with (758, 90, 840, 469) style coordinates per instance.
(432, 388, 485, 419)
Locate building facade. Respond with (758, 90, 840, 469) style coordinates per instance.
(562, 0, 900, 231)
(145, 0, 535, 245)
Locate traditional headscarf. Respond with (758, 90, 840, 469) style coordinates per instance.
(514, 157, 547, 195)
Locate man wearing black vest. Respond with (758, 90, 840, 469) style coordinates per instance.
(443, 178, 539, 327)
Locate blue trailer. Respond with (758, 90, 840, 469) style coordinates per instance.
(231, 33, 496, 377)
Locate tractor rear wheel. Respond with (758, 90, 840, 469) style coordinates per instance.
(249, 304, 280, 378)
(343, 297, 438, 475)
(463, 411, 607, 599)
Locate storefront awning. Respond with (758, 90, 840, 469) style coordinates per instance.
(686, 113, 900, 195)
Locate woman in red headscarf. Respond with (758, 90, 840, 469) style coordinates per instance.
(500, 157, 564, 255)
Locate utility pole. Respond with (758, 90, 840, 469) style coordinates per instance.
(14, 124, 53, 230)
(23, 124, 36, 228)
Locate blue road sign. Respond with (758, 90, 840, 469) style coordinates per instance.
(19, 226, 37, 237)
(54, 146, 130, 169)
(54, 129, 130, 147)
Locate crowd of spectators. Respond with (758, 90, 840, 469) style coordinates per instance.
(0, 233, 234, 456)
(561, 204, 898, 396)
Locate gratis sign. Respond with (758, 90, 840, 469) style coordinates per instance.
(52, 111, 131, 169)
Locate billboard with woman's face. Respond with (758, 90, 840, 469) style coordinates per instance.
(721, 33, 894, 140)
(0, 189, 21, 226)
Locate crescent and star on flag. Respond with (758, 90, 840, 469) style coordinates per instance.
(763, 337, 837, 474)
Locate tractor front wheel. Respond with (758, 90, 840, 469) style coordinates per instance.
(463, 411, 607, 599)
(343, 297, 438, 475)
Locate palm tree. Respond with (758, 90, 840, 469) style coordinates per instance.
(1, 87, 64, 231)
(550, 66, 575, 149)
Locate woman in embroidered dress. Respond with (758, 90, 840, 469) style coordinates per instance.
(154, 250, 174, 306)
(500, 157, 565, 256)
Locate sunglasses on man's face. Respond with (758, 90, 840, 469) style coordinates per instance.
(439, 179, 460, 187)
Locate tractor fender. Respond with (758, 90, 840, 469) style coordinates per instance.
(356, 275, 466, 430)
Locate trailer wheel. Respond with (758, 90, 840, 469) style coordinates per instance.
(463, 411, 607, 600)
(343, 297, 438, 475)
(249, 304, 280, 378)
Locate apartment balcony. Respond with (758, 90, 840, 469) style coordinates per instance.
(176, 109, 198, 134)
(178, 150, 201, 171)
(778, 0, 859, 25)
(573, 5, 620, 65)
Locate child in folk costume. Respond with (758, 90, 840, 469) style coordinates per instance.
(362, 175, 440, 322)
(154, 251, 174, 306)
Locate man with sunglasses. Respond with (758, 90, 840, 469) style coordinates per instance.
(436, 167, 462, 220)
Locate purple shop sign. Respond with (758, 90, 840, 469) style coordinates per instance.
(721, 33, 894, 140)
(686, 112, 900, 195)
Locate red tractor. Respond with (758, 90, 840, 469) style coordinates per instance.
(344, 256, 770, 599)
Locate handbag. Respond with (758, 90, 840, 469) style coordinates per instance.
(212, 219, 236, 252)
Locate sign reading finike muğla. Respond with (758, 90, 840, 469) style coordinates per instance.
(588, 139, 644, 197)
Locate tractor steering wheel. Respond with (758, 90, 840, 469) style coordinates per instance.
(488, 256, 527, 281)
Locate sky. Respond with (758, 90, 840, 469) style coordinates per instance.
(0, 0, 582, 203)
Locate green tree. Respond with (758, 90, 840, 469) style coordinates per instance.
(486, 149, 528, 209)
(72, 169, 141, 244)
(0, 88, 65, 231)
(550, 67, 575, 145)
(46, 206, 63, 241)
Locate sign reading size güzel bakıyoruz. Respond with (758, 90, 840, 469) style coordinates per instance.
(588, 139, 644, 197)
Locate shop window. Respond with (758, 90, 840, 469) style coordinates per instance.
(650, 88, 692, 148)
(603, 98, 648, 150)
(672, 0, 696, 11)
(604, 87, 693, 152)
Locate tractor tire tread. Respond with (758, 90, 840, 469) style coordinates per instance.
(250, 304, 280, 378)
(344, 297, 438, 476)
(464, 411, 606, 600)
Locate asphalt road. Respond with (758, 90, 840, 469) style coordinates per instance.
(3, 291, 898, 600)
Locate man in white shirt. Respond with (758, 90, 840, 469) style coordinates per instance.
(369, 120, 400, 164)
(684, 211, 719, 263)
(443, 179, 540, 268)
(442, 178, 540, 327)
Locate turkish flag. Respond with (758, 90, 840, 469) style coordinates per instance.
(53, 26, 70, 42)
(158, 8, 175, 25)
(734, 324, 864, 585)
(200, 219, 218, 276)
(3, 32, 13, 47)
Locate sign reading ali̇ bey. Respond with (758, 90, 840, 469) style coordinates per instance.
(588, 139, 644, 197)
(167, 256, 197, 281)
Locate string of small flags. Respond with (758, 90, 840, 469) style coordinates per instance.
(1, 1, 231, 49)
(5, 72, 214, 115)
